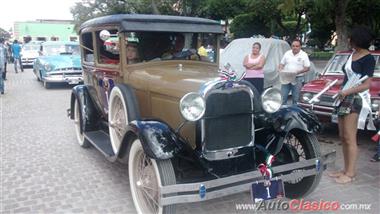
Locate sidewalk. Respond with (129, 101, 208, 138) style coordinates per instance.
(310, 127, 379, 213)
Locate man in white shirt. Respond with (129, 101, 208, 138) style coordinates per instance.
(278, 39, 310, 104)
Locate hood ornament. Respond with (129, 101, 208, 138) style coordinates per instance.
(218, 63, 245, 82)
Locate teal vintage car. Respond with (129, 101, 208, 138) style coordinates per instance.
(33, 41, 83, 89)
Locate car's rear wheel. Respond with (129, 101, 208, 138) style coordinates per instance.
(128, 138, 176, 214)
(274, 130, 322, 198)
(73, 98, 90, 148)
(108, 86, 128, 154)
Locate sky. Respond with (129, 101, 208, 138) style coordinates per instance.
(0, 0, 81, 31)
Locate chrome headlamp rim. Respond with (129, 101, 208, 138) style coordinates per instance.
(301, 92, 313, 102)
(179, 92, 206, 122)
(261, 87, 282, 113)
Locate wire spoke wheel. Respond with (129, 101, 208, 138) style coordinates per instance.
(129, 138, 176, 214)
(73, 98, 90, 147)
(109, 87, 128, 154)
(273, 130, 322, 198)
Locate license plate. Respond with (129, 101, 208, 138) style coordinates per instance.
(251, 179, 285, 203)
(331, 113, 338, 123)
(68, 80, 79, 85)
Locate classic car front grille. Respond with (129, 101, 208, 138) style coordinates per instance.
(55, 67, 82, 71)
(203, 88, 253, 151)
(318, 94, 335, 106)
(50, 72, 82, 76)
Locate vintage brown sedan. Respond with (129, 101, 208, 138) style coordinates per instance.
(68, 14, 335, 214)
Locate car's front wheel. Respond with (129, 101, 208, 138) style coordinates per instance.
(73, 98, 90, 148)
(43, 80, 51, 89)
(274, 130, 322, 198)
(128, 137, 176, 214)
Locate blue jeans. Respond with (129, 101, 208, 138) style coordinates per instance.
(0, 69, 4, 93)
(281, 76, 304, 105)
(13, 57, 23, 72)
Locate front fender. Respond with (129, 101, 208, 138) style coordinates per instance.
(258, 105, 320, 155)
(126, 120, 187, 160)
(272, 105, 321, 134)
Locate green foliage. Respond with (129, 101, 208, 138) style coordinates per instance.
(307, 0, 335, 50)
(0, 28, 11, 40)
(202, 0, 248, 20)
(69, 0, 380, 48)
(309, 51, 334, 60)
(230, 13, 271, 38)
(244, 0, 312, 39)
(346, 0, 380, 36)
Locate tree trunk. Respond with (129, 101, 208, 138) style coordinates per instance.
(334, 0, 349, 51)
(151, 0, 160, 14)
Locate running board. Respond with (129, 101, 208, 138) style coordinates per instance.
(84, 131, 115, 158)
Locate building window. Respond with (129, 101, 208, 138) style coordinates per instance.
(69, 36, 78, 42)
(51, 36, 59, 41)
(36, 37, 47, 42)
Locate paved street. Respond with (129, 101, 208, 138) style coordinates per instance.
(1, 63, 379, 214)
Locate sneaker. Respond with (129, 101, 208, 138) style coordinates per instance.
(370, 154, 380, 162)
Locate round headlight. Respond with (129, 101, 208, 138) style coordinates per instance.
(372, 99, 380, 112)
(44, 63, 52, 72)
(301, 92, 313, 102)
(261, 88, 282, 113)
(179, 92, 206, 121)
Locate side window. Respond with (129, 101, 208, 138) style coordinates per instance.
(125, 32, 141, 64)
(81, 32, 94, 63)
(96, 29, 120, 65)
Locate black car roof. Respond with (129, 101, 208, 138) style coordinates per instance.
(80, 14, 224, 34)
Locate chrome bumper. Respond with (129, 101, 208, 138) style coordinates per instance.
(159, 150, 336, 206)
(45, 75, 83, 84)
(299, 103, 379, 121)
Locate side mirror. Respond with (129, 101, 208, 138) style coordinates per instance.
(99, 30, 111, 41)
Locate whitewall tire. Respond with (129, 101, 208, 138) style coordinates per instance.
(108, 86, 128, 154)
(128, 138, 176, 214)
(74, 98, 90, 148)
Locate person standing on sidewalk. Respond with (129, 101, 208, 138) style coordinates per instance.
(278, 39, 310, 104)
(0, 38, 6, 94)
(328, 26, 375, 183)
(11, 39, 23, 73)
(243, 42, 266, 94)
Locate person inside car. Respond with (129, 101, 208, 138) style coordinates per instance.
(162, 34, 198, 60)
(126, 43, 140, 64)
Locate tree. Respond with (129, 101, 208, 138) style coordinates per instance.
(230, 13, 271, 38)
(333, 0, 349, 50)
(245, 0, 313, 39)
(346, 0, 380, 37)
(201, 0, 248, 33)
(0, 28, 11, 40)
(307, 1, 335, 50)
(70, 0, 179, 30)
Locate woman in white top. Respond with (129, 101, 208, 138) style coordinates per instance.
(243, 42, 266, 94)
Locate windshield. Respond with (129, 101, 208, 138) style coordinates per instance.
(325, 54, 380, 77)
(43, 44, 80, 56)
(22, 45, 40, 51)
(122, 32, 219, 64)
